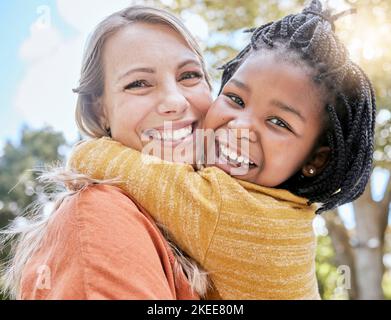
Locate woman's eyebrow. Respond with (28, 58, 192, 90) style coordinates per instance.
(116, 59, 200, 84)
(117, 67, 155, 83)
(177, 59, 201, 69)
(270, 99, 306, 123)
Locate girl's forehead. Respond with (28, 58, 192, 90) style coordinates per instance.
(231, 52, 325, 116)
(236, 52, 311, 81)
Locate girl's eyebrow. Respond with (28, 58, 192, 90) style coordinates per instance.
(270, 99, 306, 123)
(230, 78, 251, 92)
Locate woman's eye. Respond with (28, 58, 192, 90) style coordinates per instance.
(180, 71, 202, 81)
(227, 94, 245, 108)
(268, 117, 291, 131)
(124, 80, 150, 90)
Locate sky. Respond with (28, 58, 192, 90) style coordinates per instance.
(1, 0, 75, 147)
(0, 0, 183, 149)
(0, 0, 390, 229)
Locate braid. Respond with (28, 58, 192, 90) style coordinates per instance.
(219, 0, 376, 214)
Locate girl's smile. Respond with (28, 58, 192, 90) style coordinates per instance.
(214, 130, 259, 168)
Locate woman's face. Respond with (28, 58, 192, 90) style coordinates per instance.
(204, 52, 328, 187)
(101, 22, 212, 163)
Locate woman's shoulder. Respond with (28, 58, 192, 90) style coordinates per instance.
(64, 183, 136, 214)
(21, 184, 185, 299)
(57, 183, 163, 251)
(66, 183, 140, 218)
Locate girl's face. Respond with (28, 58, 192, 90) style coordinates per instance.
(204, 52, 328, 187)
(101, 23, 212, 163)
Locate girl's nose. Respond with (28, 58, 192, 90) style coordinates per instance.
(156, 85, 189, 116)
(227, 118, 258, 143)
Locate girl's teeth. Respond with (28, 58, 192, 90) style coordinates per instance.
(163, 132, 172, 140)
(229, 151, 237, 161)
(219, 144, 253, 166)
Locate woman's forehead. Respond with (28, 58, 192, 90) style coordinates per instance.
(102, 23, 198, 72)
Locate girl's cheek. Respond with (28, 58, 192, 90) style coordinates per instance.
(204, 99, 230, 130)
(190, 84, 213, 115)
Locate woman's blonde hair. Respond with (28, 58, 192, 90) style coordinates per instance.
(1, 5, 211, 299)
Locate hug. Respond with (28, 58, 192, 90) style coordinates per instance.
(1, 0, 375, 300)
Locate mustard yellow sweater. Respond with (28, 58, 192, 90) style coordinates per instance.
(67, 137, 320, 300)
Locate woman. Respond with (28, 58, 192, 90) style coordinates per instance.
(1, 5, 215, 300)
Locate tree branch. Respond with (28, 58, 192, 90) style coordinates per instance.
(380, 172, 391, 214)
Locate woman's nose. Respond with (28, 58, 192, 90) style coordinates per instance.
(156, 84, 189, 116)
(227, 118, 258, 142)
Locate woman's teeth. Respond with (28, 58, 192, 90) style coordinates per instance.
(150, 125, 193, 141)
(219, 144, 255, 167)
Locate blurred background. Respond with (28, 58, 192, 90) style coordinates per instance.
(0, 0, 390, 300)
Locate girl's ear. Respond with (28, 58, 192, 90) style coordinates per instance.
(302, 146, 331, 177)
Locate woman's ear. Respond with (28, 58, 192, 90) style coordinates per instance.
(302, 146, 331, 177)
(96, 96, 110, 132)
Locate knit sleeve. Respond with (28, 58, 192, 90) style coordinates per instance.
(67, 138, 222, 265)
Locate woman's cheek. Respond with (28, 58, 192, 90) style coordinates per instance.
(111, 97, 151, 148)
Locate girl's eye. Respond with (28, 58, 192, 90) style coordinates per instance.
(268, 117, 291, 131)
(179, 71, 202, 81)
(124, 80, 150, 90)
(226, 94, 245, 108)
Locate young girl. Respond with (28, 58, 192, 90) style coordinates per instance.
(68, 0, 375, 299)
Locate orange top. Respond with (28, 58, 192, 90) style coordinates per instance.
(19, 184, 200, 300)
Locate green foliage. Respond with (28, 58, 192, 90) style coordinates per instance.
(0, 126, 66, 299)
(0, 126, 66, 223)
(383, 270, 391, 299)
(154, 0, 308, 84)
(315, 235, 349, 300)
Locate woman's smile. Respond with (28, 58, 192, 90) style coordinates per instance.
(141, 120, 199, 148)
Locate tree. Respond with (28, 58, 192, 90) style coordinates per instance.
(0, 126, 66, 299)
(0, 126, 66, 222)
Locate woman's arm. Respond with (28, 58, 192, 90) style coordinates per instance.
(67, 138, 222, 266)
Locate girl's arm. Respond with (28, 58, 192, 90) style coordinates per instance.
(67, 137, 222, 266)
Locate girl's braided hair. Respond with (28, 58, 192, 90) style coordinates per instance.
(219, 0, 376, 214)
